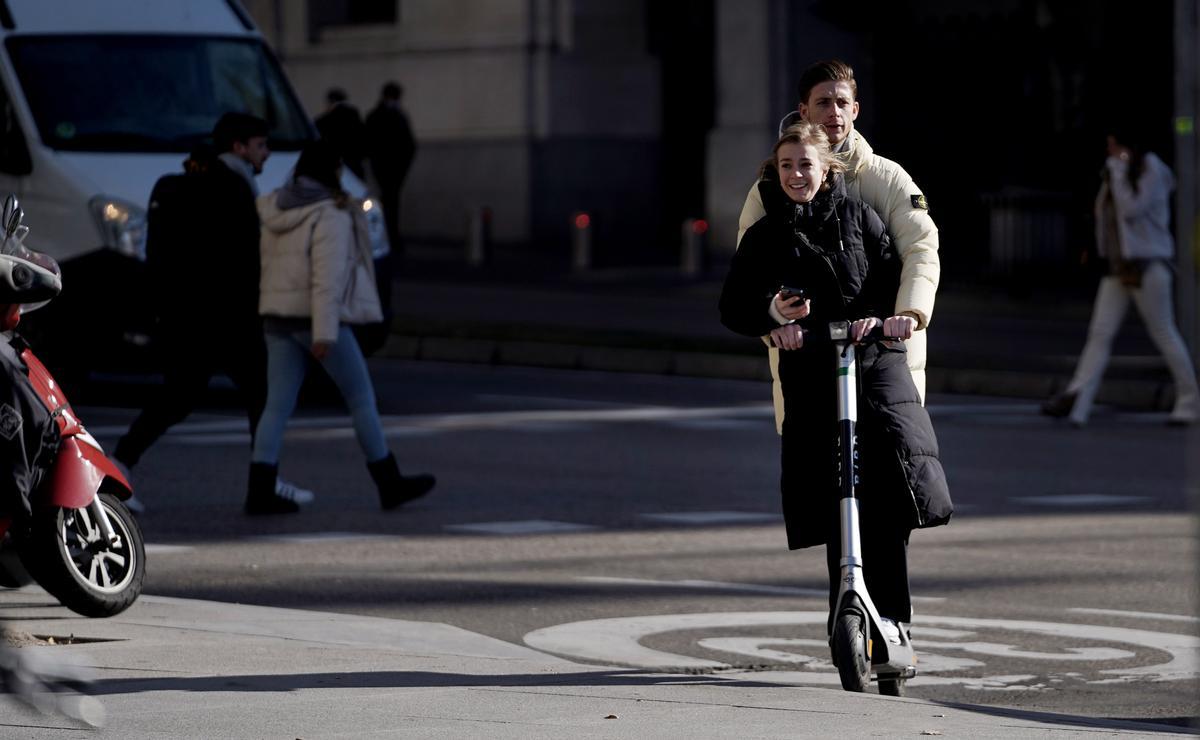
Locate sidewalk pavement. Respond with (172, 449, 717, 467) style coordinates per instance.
(1, 588, 1188, 738)
(383, 254, 1187, 412)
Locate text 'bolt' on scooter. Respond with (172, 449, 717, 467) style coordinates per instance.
(827, 320, 916, 696)
(0, 195, 145, 618)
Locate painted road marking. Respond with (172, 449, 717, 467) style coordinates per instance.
(474, 394, 627, 409)
(145, 544, 194, 554)
(1068, 608, 1200, 624)
(254, 532, 395, 544)
(86, 404, 775, 445)
(579, 576, 828, 599)
(84, 397, 1175, 446)
(661, 419, 768, 431)
(696, 636, 985, 674)
(443, 520, 598, 535)
(639, 511, 780, 525)
(577, 576, 944, 602)
(523, 610, 1200, 687)
(1009, 495, 1153, 507)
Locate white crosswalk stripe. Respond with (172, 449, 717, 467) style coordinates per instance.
(444, 520, 598, 535)
(639, 511, 779, 525)
(1009, 494, 1153, 507)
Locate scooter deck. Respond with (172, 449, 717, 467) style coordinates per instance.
(871, 634, 917, 679)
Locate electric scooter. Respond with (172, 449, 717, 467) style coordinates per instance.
(827, 319, 916, 696)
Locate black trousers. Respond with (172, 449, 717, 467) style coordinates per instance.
(825, 509, 912, 631)
(115, 320, 267, 468)
(379, 183, 403, 258)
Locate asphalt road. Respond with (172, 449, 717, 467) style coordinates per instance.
(76, 359, 1200, 728)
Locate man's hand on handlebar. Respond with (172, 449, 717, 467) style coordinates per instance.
(852, 315, 916, 343)
(882, 314, 917, 340)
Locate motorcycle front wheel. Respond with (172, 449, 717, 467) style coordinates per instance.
(23, 493, 145, 617)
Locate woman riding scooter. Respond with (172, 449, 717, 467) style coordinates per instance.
(719, 122, 952, 658)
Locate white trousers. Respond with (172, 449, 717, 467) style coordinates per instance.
(1067, 261, 1200, 423)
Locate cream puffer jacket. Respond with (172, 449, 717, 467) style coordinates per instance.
(257, 192, 382, 344)
(736, 129, 940, 433)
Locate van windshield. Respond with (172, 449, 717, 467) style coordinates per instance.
(6, 35, 313, 152)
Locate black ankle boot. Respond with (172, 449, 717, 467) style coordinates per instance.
(244, 462, 300, 515)
(1041, 391, 1077, 418)
(367, 453, 435, 511)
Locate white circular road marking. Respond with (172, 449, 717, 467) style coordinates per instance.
(523, 611, 1199, 689)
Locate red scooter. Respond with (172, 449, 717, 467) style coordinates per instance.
(0, 196, 145, 617)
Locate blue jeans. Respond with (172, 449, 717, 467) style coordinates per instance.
(251, 325, 389, 465)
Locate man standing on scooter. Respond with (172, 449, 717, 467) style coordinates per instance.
(732, 60, 944, 648)
(112, 113, 312, 514)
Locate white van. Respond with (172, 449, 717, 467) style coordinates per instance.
(0, 0, 387, 365)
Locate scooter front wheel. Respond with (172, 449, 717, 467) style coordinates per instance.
(832, 610, 871, 692)
(22, 493, 145, 617)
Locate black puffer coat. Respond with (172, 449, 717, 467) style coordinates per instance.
(719, 174, 952, 549)
(145, 154, 261, 327)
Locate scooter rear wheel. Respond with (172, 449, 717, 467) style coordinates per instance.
(22, 493, 145, 617)
(832, 610, 871, 692)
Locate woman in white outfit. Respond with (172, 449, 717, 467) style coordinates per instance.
(1044, 127, 1199, 426)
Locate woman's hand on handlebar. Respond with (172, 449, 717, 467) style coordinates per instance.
(850, 317, 881, 343)
(770, 323, 806, 351)
(774, 292, 810, 321)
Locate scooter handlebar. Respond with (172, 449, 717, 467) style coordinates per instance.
(829, 320, 901, 345)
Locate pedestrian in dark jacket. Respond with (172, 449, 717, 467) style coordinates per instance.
(315, 88, 368, 181)
(365, 80, 416, 260)
(719, 121, 951, 641)
(113, 112, 312, 513)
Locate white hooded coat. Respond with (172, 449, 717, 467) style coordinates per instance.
(257, 193, 382, 344)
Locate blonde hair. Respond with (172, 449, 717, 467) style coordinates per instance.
(761, 121, 845, 188)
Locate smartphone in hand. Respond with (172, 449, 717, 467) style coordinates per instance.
(778, 286, 807, 305)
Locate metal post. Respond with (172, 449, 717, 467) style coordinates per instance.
(1174, 0, 1198, 360)
(681, 217, 709, 277)
(466, 206, 492, 267)
(571, 211, 592, 272)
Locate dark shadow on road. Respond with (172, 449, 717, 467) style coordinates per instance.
(84, 668, 1198, 734)
(90, 669, 789, 696)
(933, 700, 1199, 735)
